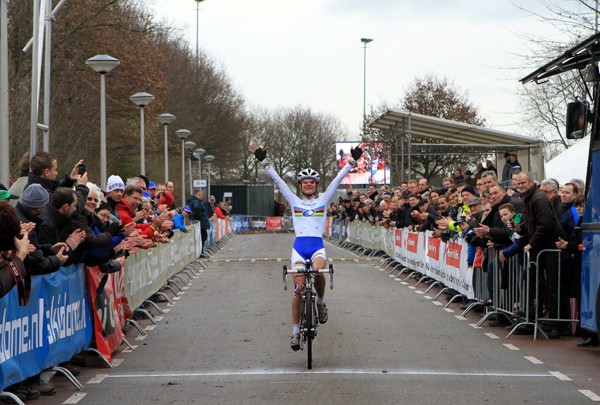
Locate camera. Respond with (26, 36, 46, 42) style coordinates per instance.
(77, 163, 86, 175)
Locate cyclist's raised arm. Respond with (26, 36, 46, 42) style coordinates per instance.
(321, 146, 363, 203)
(253, 144, 297, 205)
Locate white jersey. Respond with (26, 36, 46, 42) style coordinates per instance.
(261, 159, 356, 237)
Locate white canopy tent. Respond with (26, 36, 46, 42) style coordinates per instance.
(544, 137, 589, 185)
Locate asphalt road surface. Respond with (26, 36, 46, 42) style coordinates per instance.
(43, 233, 597, 404)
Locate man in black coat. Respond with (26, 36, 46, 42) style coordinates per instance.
(15, 184, 68, 275)
(516, 171, 567, 338)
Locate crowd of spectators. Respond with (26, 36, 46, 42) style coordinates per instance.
(0, 151, 228, 401)
(327, 153, 590, 344)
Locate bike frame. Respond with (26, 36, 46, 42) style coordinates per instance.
(283, 260, 334, 369)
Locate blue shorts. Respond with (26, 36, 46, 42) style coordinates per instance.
(292, 237, 326, 270)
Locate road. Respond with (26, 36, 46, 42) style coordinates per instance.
(43, 233, 597, 404)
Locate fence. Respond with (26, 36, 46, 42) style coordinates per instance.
(334, 218, 580, 340)
(0, 218, 232, 395)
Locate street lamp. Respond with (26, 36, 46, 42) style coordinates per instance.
(175, 129, 191, 206)
(204, 154, 215, 198)
(129, 92, 155, 175)
(184, 141, 196, 194)
(157, 113, 176, 183)
(86, 54, 120, 188)
(360, 37, 373, 136)
(193, 148, 206, 191)
(195, 0, 206, 67)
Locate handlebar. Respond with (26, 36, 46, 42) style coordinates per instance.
(283, 263, 334, 290)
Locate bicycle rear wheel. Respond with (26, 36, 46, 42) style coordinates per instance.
(304, 289, 313, 369)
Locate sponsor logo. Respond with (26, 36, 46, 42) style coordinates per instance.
(303, 209, 315, 217)
(407, 233, 418, 253)
(394, 229, 402, 248)
(427, 237, 440, 260)
(446, 242, 462, 268)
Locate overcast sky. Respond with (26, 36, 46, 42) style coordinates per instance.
(148, 0, 566, 139)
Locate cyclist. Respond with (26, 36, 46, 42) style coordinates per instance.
(252, 144, 363, 350)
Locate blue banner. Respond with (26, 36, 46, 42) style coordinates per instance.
(0, 264, 92, 390)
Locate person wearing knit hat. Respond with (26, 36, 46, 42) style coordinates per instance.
(20, 184, 50, 209)
(106, 175, 125, 193)
(461, 184, 479, 198)
(105, 175, 125, 219)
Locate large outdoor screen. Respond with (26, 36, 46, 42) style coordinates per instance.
(336, 142, 390, 185)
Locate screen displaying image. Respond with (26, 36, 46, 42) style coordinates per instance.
(336, 142, 390, 185)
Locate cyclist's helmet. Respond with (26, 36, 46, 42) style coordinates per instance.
(297, 168, 320, 184)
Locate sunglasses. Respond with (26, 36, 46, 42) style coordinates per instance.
(87, 197, 99, 203)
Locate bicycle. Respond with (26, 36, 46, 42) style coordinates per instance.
(283, 259, 334, 369)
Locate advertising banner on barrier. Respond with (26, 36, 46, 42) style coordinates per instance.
(87, 267, 125, 364)
(345, 222, 475, 299)
(0, 265, 92, 390)
(266, 217, 282, 231)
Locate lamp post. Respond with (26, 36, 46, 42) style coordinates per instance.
(184, 141, 196, 194)
(129, 92, 155, 175)
(175, 129, 191, 206)
(360, 37, 373, 136)
(157, 113, 176, 183)
(86, 54, 120, 188)
(193, 148, 206, 191)
(204, 154, 215, 198)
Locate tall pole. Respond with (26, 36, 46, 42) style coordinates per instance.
(361, 38, 373, 136)
(0, 0, 9, 186)
(30, 0, 41, 157)
(42, 0, 52, 152)
(140, 107, 145, 175)
(164, 124, 169, 183)
(206, 161, 211, 197)
(100, 73, 107, 187)
(181, 138, 186, 205)
(188, 154, 193, 193)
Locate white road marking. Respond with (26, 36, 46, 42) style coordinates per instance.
(162, 308, 170, 313)
(454, 315, 467, 320)
(424, 296, 433, 300)
(469, 323, 482, 329)
(87, 374, 108, 384)
(415, 291, 424, 295)
(579, 390, 600, 401)
(112, 358, 124, 367)
(388, 274, 396, 277)
(524, 356, 544, 365)
(172, 296, 181, 301)
(154, 316, 163, 322)
(502, 344, 520, 351)
(408, 286, 416, 290)
(549, 371, 571, 381)
(484, 333, 499, 339)
(400, 281, 409, 285)
(145, 325, 156, 331)
(443, 308, 454, 313)
(105, 369, 554, 379)
(433, 301, 443, 306)
(63, 392, 87, 404)
(135, 335, 147, 341)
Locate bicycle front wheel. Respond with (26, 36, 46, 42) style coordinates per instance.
(304, 289, 313, 369)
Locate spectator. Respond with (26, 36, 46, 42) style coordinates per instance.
(464, 170, 476, 187)
(0, 201, 31, 300)
(516, 171, 568, 339)
(474, 162, 485, 180)
(454, 169, 465, 184)
(117, 185, 171, 240)
(480, 170, 498, 191)
(497, 202, 528, 263)
(540, 178, 562, 217)
(105, 175, 125, 218)
(442, 177, 454, 189)
(569, 178, 585, 198)
(367, 184, 379, 200)
(15, 184, 68, 275)
(485, 159, 497, 174)
(418, 178, 430, 193)
(188, 189, 210, 256)
(214, 201, 227, 219)
(172, 206, 191, 233)
(37, 187, 87, 264)
(400, 182, 408, 192)
(501, 152, 512, 184)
